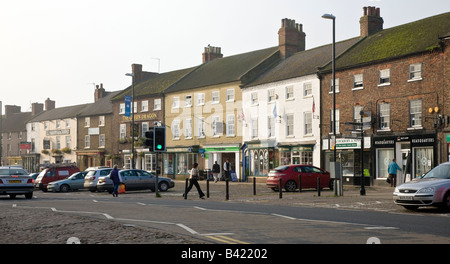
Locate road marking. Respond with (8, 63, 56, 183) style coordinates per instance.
(271, 213, 296, 220)
(136, 202, 146, 206)
(205, 235, 249, 244)
(177, 224, 198, 235)
(364, 226, 399, 230)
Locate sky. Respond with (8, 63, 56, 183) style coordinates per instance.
(1, 0, 449, 113)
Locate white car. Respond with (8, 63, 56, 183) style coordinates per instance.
(393, 162, 450, 210)
(0, 167, 34, 199)
(83, 167, 113, 192)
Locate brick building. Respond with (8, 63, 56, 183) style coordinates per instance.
(319, 7, 450, 186)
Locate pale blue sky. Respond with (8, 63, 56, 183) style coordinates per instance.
(1, 0, 449, 112)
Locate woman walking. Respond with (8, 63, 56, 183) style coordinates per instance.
(183, 163, 205, 199)
(110, 164, 123, 197)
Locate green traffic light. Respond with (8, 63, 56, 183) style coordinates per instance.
(157, 144, 162, 150)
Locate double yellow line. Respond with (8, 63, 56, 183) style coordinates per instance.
(205, 235, 249, 244)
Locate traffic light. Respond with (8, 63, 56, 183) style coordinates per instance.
(144, 128, 154, 152)
(153, 126, 166, 152)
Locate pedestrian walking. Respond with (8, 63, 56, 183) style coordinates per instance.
(223, 159, 231, 181)
(183, 163, 205, 199)
(388, 158, 402, 187)
(212, 161, 221, 183)
(110, 164, 123, 197)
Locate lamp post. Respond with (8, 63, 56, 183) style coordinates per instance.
(322, 13, 342, 196)
(125, 73, 135, 169)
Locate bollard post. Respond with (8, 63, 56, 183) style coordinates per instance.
(206, 179, 210, 198)
(317, 177, 321, 197)
(279, 178, 282, 199)
(226, 179, 229, 200)
(253, 177, 256, 196)
(298, 175, 302, 193)
(184, 178, 188, 200)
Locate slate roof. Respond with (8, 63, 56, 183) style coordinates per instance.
(1, 112, 32, 133)
(320, 12, 450, 72)
(78, 90, 122, 117)
(246, 37, 360, 87)
(28, 104, 91, 123)
(112, 67, 198, 101)
(165, 46, 280, 93)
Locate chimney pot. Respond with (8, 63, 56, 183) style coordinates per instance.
(278, 18, 305, 59)
(202, 45, 223, 63)
(360, 6, 384, 37)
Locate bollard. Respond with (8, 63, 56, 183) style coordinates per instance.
(317, 177, 321, 197)
(184, 178, 188, 200)
(206, 179, 210, 198)
(279, 178, 282, 199)
(298, 175, 302, 193)
(225, 179, 229, 200)
(253, 177, 256, 196)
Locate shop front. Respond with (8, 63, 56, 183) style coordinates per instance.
(323, 137, 371, 186)
(373, 133, 436, 185)
(204, 145, 241, 181)
(245, 141, 276, 179)
(163, 146, 199, 179)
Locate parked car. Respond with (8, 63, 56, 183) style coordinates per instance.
(97, 169, 175, 193)
(47, 171, 89, 192)
(267, 165, 333, 192)
(393, 162, 450, 210)
(0, 166, 34, 199)
(34, 164, 80, 192)
(83, 167, 113, 192)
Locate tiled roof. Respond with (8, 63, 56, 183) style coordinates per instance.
(165, 47, 279, 93)
(320, 12, 450, 71)
(246, 37, 360, 87)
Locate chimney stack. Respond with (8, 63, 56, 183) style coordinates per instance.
(132, 64, 143, 84)
(45, 98, 55, 111)
(94, 83, 106, 102)
(5, 105, 21, 117)
(360, 6, 384, 37)
(278, 18, 306, 59)
(202, 45, 223, 63)
(31, 103, 44, 116)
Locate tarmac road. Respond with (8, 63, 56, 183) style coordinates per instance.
(1, 180, 449, 245)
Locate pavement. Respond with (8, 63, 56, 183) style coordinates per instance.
(172, 179, 399, 212)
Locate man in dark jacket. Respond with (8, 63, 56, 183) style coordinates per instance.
(110, 165, 122, 197)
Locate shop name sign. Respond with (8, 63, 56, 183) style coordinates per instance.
(46, 129, 70, 136)
(336, 138, 361, 149)
(122, 113, 157, 122)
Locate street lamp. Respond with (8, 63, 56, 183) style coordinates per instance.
(322, 13, 342, 196)
(125, 72, 135, 169)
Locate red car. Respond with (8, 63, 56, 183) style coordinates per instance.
(267, 165, 333, 192)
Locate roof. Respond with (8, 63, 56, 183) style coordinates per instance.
(28, 104, 91, 123)
(321, 12, 450, 71)
(112, 67, 198, 101)
(246, 37, 360, 87)
(1, 112, 32, 132)
(78, 90, 122, 117)
(165, 46, 279, 93)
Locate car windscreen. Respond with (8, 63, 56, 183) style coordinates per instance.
(273, 166, 290, 171)
(0, 169, 28, 175)
(422, 164, 450, 179)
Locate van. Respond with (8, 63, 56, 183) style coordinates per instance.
(34, 164, 80, 192)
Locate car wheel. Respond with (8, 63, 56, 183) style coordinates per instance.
(159, 181, 169, 192)
(329, 179, 334, 190)
(25, 193, 33, 199)
(285, 180, 297, 192)
(60, 184, 70, 192)
(440, 192, 450, 211)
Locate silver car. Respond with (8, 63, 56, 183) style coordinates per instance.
(83, 167, 113, 192)
(47, 171, 88, 192)
(97, 169, 175, 193)
(393, 162, 450, 210)
(0, 167, 34, 199)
